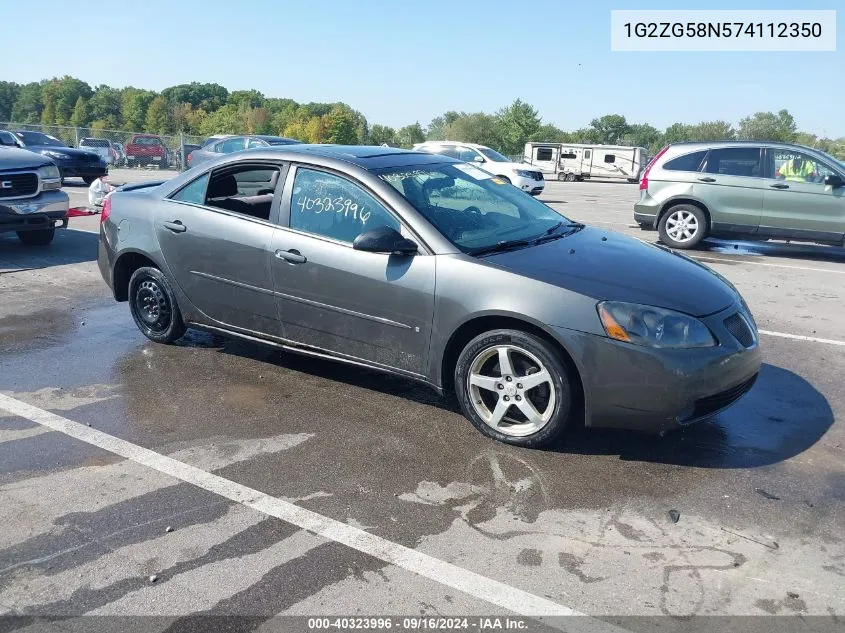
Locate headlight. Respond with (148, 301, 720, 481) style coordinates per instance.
(515, 169, 534, 178)
(37, 164, 62, 190)
(42, 150, 70, 160)
(597, 301, 716, 349)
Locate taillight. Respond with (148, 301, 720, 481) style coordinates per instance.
(639, 145, 669, 191)
(100, 196, 112, 224)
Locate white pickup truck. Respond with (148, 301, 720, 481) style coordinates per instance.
(0, 135, 69, 246)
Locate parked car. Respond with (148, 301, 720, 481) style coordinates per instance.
(415, 141, 545, 196)
(187, 135, 302, 168)
(79, 138, 121, 166)
(174, 143, 202, 169)
(124, 134, 171, 167)
(0, 146, 68, 245)
(12, 130, 107, 184)
(98, 145, 760, 448)
(112, 142, 127, 166)
(635, 141, 845, 249)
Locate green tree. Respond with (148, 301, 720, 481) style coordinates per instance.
(121, 88, 156, 131)
(325, 105, 359, 144)
(588, 114, 629, 144)
(228, 89, 265, 109)
(40, 81, 58, 125)
(623, 123, 662, 149)
(88, 85, 122, 128)
(144, 96, 170, 134)
(529, 123, 571, 143)
(396, 122, 425, 148)
(52, 76, 92, 125)
(445, 113, 499, 147)
(369, 124, 396, 146)
(0, 81, 20, 121)
(495, 99, 541, 155)
(69, 97, 89, 128)
(11, 82, 43, 123)
(426, 111, 460, 140)
(737, 110, 797, 142)
(161, 82, 228, 111)
(688, 120, 735, 141)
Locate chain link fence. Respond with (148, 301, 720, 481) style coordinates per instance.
(0, 122, 205, 172)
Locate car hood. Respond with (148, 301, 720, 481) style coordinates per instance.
(481, 161, 536, 174)
(0, 147, 53, 169)
(27, 145, 100, 159)
(483, 226, 739, 317)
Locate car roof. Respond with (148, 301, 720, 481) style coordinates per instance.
(667, 140, 820, 151)
(246, 144, 460, 169)
(419, 140, 490, 150)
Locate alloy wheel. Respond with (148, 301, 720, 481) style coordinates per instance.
(665, 209, 700, 243)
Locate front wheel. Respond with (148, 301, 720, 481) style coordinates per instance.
(17, 228, 55, 246)
(496, 175, 511, 184)
(128, 266, 186, 344)
(454, 329, 574, 448)
(658, 204, 708, 249)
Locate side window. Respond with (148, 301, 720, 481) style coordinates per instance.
(290, 168, 400, 244)
(770, 150, 834, 184)
(663, 151, 707, 172)
(215, 138, 245, 154)
(536, 147, 554, 161)
(561, 151, 577, 160)
(171, 173, 210, 205)
(246, 138, 267, 149)
(704, 147, 762, 177)
(204, 166, 280, 221)
(604, 154, 616, 164)
(584, 150, 592, 160)
(458, 147, 479, 162)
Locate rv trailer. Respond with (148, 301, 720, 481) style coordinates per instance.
(523, 142, 648, 183)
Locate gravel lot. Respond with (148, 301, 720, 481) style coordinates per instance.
(1, 170, 843, 631)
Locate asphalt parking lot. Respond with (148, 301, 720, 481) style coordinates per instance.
(1, 171, 844, 631)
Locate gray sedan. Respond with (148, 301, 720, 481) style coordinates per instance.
(98, 145, 761, 447)
(186, 135, 302, 168)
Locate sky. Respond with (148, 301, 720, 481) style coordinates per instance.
(4, 0, 843, 136)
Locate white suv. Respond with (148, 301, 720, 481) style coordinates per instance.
(414, 141, 545, 196)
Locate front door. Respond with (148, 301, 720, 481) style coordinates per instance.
(694, 146, 766, 235)
(156, 163, 284, 336)
(760, 148, 845, 242)
(270, 166, 436, 376)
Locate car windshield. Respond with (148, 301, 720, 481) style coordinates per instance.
(815, 149, 845, 171)
(18, 131, 67, 147)
(479, 148, 510, 162)
(377, 163, 576, 254)
(132, 137, 162, 146)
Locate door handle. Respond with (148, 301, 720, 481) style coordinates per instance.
(697, 177, 716, 182)
(275, 249, 307, 264)
(163, 220, 186, 233)
(769, 183, 789, 189)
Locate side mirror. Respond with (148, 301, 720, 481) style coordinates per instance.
(473, 155, 485, 163)
(824, 174, 845, 188)
(353, 225, 418, 255)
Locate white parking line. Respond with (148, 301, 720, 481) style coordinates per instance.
(692, 256, 845, 275)
(759, 330, 845, 347)
(0, 392, 624, 631)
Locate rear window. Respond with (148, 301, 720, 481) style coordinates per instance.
(131, 137, 163, 146)
(81, 139, 110, 148)
(663, 151, 707, 172)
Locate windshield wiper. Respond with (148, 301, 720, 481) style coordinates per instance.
(469, 239, 535, 257)
(531, 222, 585, 245)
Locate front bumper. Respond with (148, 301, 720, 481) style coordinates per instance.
(57, 161, 108, 179)
(0, 191, 69, 233)
(551, 303, 762, 432)
(512, 174, 545, 195)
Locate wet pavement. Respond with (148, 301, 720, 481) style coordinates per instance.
(0, 179, 843, 629)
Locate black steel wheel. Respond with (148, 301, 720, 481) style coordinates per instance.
(128, 266, 186, 343)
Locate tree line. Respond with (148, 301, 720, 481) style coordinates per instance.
(1, 76, 843, 159)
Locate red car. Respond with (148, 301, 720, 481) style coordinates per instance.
(124, 134, 171, 167)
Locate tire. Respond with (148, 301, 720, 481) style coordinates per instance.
(565, 173, 576, 182)
(83, 176, 97, 185)
(17, 228, 55, 246)
(557, 172, 567, 182)
(658, 204, 708, 249)
(128, 266, 186, 344)
(496, 175, 511, 184)
(127, 159, 135, 168)
(454, 329, 574, 448)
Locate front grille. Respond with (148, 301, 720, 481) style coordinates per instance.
(724, 312, 756, 347)
(0, 172, 38, 198)
(692, 374, 758, 419)
(79, 153, 100, 163)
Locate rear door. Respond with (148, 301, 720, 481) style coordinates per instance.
(269, 165, 436, 376)
(695, 146, 766, 235)
(760, 148, 845, 242)
(156, 161, 286, 336)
